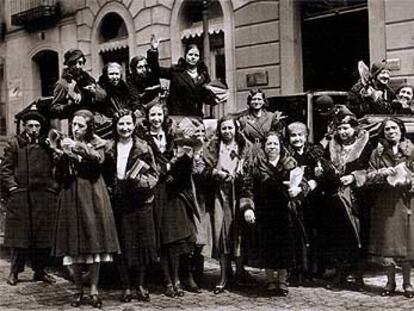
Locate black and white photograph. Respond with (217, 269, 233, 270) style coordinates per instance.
(1, 0, 414, 310)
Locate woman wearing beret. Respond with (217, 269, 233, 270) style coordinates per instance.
(51, 49, 105, 119)
(105, 109, 158, 302)
(348, 60, 395, 118)
(367, 117, 414, 298)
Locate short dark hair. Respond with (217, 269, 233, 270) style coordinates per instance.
(246, 88, 268, 108)
(113, 109, 136, 140)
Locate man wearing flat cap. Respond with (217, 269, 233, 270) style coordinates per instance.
(348, 60, 395, 117)
(0, 106, 58, 285)
(50, 49, 105, 119)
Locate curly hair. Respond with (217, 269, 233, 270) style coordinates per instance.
(112, 109, 136, 141)
(246, 88, 268, 108)
(71, 109, 95, 142)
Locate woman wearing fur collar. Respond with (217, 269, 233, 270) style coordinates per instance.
(317, 107, 372, 291)
(367, 117, 414, 298)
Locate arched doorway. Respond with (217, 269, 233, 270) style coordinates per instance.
(171, 0, 235, 117)
(97, 12, 129, 79)
(32, 50, 59, 97)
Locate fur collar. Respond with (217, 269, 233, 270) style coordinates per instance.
(329, 129, 369, 170)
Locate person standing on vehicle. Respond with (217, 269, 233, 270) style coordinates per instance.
(348, 60, 395, 118)
(127, 36, 162, 117)
(50, 49, 105, 120)
(1, 106, 58, 286)
(237, 89, 285, 151)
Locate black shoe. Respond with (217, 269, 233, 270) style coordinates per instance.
(89, 294, 102, 308)
(380, 282, 396, 297)
(165, 284, 176, 298)
(174, 282, 185, 297)
(234, 270, 256, 286)
(277, 282, 289, 297)
(136, 286, 150, 302)
(33, 272, 56, 284)
(213, 280, 227, 294)
(7, 273, 18, 286)
(70, 292, 84, 307)
(353, 277, 365, 292)
(403, 283, 414, 299)
(120, 290, 132, 303)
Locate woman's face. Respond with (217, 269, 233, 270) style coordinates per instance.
(148, 106, 164, 130)
(72, 116, 88, 141)
(69, 57, 85, 74)
(376, 69, 390, 86)
(337, 123, 356, 143)
(185, 47, 200, 67)
(398, 86, 414, 102)
(249, 93, 265, 111)
(265, 135, 280, 160)
(195, 124, 206, 142)
(384, 120, 402, 144)
(107, 66, 121, 86)
(116, 115, 135, 140)
(220, 120, 236, 143)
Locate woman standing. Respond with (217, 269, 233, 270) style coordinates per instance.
(241, 132, 308, 296)
(203, 115, 252, 294)
(148, 36, 211, 117)
(139, 102, 198, 297)
(106, 109, 158, 302)
(317, 108, 372, 291)
(52, 110, 120, 308)
(367, 117, 414, 298)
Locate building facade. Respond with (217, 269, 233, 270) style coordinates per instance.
(0, 0, 413, 148)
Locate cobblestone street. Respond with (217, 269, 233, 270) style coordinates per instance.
(1, 257, 414, 311)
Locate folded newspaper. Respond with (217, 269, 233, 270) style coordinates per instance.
(386, 162, 414, 187)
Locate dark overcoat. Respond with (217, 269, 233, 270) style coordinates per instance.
(1, 133, 58, 249)
(151, 54, 210, 117)
(139, 120, 196, 250)
(319, 129, 372, 261)
(367, 139, 414, 260)
(52, 135, 120, 257)
(240, 150, 308, 269)
(203, 134, 252, 258)
(106, 137, 159, 266)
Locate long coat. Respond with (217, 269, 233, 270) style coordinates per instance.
(151, 54, 210, 117)
(139, 121, 196, 251)
(1, 133, 58, 249)
(50, 68, 106, 119)
(106, 137, 158, 266)
(240, 150, 308, 269)
(319, 129, 372, 261)
(203, 135, 252, 258)
(52, 135, 120, 257)
(367, 139, 414, 260)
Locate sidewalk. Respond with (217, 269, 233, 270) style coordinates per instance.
(0, 256, 414, 311)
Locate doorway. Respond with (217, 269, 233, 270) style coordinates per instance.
(301, 1, 369, 91)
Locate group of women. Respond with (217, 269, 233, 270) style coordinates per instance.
(19, 39, 414, 308)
